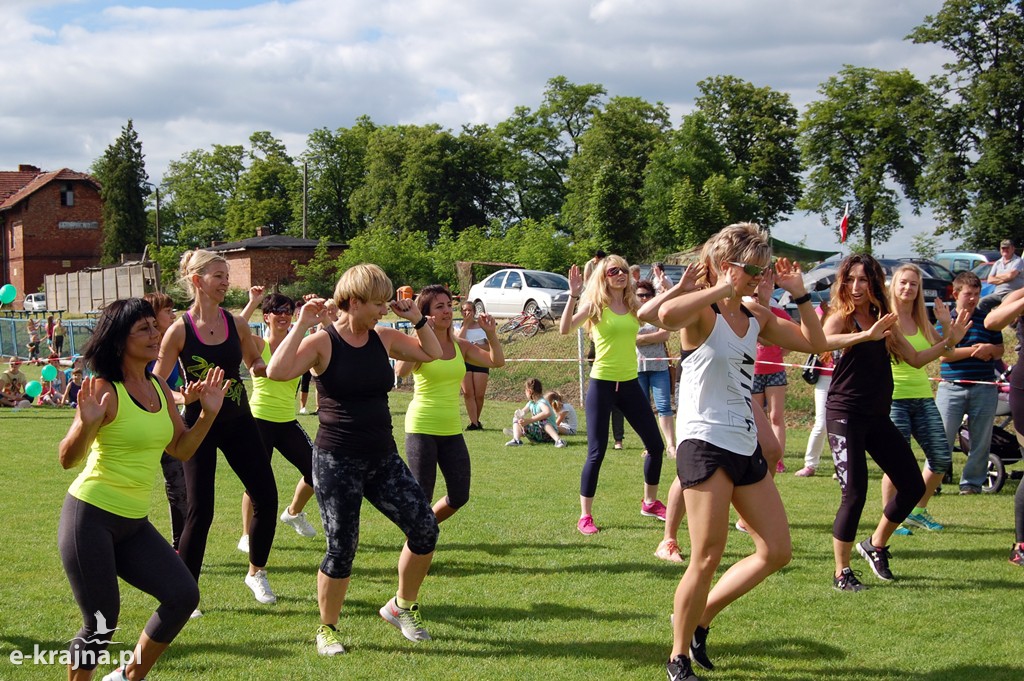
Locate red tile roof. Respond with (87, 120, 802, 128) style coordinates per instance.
(0, 168, 100, 211)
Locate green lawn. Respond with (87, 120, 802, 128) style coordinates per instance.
(1, 390, 1022, 680)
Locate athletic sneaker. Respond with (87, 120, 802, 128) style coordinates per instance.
(775, 460, 786, 474)
(577, 514, 598, 535)
(833, 567, 865, 592)
(505, 439, 523, 446)
(554, 439, 567, 448)
(189, 608, 203, 619)
(299, 407, 308, 415)
(1010, 544, 1024, 567)
(641, 499, 668, 521)
(893, 526, 913, 536)
(237, 534, 249, 553)
(101, 668, 144, 681)
(904, 509, 944, 532)
(735, 520, 749, 534)
(689, 625, 714, 671)
(316, 624, 346, 655)
(667, 654, 701, 680)
(654, 538, 685, 563)
(465, 422, 479, 431)
(244, 569, 277, 604)
(280, 508, 317, 537)
(794, 466, 816, 477)
(857, 538, 894, 581)
(379, 597, 431, 642)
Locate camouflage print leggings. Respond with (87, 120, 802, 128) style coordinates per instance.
(313, 446, 439, 579)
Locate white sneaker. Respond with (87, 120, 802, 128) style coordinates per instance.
(299, 407, 308, 415)
(316, 624, 346, 655)
(244, 569, 277, 604)
(554, 439, 567, 448)
(280, 508, 317, 537)
(101, 668, 138, 681)
(237, 534, 249, 553)
(189, 608, 203, 619)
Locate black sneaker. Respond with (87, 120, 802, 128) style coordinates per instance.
(857, 538, 894, 581)
(833, 566, 866, 592)
(1010, 544, 1024, 567)
(667, 654, 701, 680)
(465, 423, 479, 431)
(689, 625, 714, 671)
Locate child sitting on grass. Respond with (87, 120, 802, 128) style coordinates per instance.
(546, 391, 578, 437)
(506, 378, 566, 448)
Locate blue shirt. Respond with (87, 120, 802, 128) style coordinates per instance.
(939, 307, 1002, 382)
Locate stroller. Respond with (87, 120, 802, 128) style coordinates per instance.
(956, 365, 1024, 493)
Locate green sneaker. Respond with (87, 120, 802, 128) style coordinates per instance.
(379, 597, 431, 642)
(904, 510, 944, 532)
(316, 624, 345, 656)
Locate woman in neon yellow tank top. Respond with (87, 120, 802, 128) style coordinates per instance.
(559, 254, 667, 535)
(57, 298, 229, 681)
(396, 285, 505, 522)
(884, 264, 961, 534)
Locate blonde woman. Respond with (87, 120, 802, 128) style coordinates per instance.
(560, 255, 666, 535)
(154, 249, 279, 610)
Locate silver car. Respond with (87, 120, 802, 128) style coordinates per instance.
(467, 269, 571, 318)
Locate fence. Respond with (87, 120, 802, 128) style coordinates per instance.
(0, 317, 97, 360)
(44, 262, 160, 315)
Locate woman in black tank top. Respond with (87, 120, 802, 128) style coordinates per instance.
(266, 264, 444, 654)
(823, 254, 969, 591)
(154, 250, 280, 612)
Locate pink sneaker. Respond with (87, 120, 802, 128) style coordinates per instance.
(794, 466, 816, 477)
(775, 460, 786, 474)
(577, 515, 598, 535)
(654, 538, 684, 563)
(641, 499, 667, 521)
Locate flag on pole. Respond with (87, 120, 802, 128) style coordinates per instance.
(839, 203, 850, 243)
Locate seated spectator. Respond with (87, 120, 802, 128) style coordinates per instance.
(505, 378, 565, 448)
(546, 391, 578, 436)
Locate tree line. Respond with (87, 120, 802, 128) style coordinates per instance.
(91, 0, 1024, 293)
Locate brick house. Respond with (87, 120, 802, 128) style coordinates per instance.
(207, 228, 347, 289)
(0, 165, 103, 307)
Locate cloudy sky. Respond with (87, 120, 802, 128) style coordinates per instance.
(2, 0, 960, 255)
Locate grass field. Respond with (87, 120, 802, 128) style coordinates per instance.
(2, 383, 1023, 680)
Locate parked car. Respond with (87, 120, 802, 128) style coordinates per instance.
(23, 292, 47, 311)
(636, 263, 687, 286)
(972, 262, 997, 297)
(466, 268, 571, 318)
(935, 250, 999, 274)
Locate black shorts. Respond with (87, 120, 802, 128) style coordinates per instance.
(464, 362, 490, 375)
(676, 439, 768, 489)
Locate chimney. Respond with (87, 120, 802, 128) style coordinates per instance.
(256, 225, 270, 237)
(18, 164, 41, 173)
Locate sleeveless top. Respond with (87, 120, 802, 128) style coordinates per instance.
(827, 320, 893, 418)
(68, 379, 172, 519)
(180, 309, 248, 423)
(406, 342, 466, 436)
(676, 304, 759, 456)
(313, 325, 396, 454)
(591, 308, 640, 382)
(891, 329, 935, 400)
(461, 327, 488, 345)
(250, 340, 301, 423)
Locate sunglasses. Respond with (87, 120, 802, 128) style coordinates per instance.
(268, 306, 295, 315)
(728, 261, 768, 277)
(606, 267, 625, 277)
(636, 291, 654, 299)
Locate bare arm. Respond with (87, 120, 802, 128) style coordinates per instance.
(460, 313, 504, 368)
(985, 288, 1024, 330)
(266, 301, 328, 380)
(58, 378, 114, 469)
(162, 367, 230, 461)
(235, 313, 266, 376)
(823, 313, 896, 351)
(239, 285, 265, 323)
(637, 263, 706, 326)
(559, 264, 591, 334)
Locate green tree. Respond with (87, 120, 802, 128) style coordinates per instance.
(300, 117, 375, 242)
(564, 96, 671, 261)
(910, 0, 1024, 247)
(694, 75, 802, 228)
(798, 66, 934, 252)
(161, 144, 244, 248)
(91, 119, 149, 264)
(288, 237, 342, 298)
(224, 131, 301, 240)
(335, 225, 435, 290)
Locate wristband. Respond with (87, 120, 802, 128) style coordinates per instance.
(791, 292, 812, 306)
(569, 294, 580, 299)
(413, 316, 428, 330)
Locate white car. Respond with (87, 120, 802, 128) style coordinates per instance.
(467, 269, 571, 318)
(23, 292, 47, 311)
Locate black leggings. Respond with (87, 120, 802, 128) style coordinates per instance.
(581, 377, 665, 497)
(160, 453, 187, 550)
(300, 370, 312, 394)
(58, 495, 199, 670)
(405, 432, 471, 509)
(827, 413, 926, 542)
(1008, 379, 1024, 543)
(255, 418, 314, 487)
(313, 446, 438, 579)
(178, 414, 278, 580)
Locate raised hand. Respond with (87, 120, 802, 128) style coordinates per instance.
(389, 297, 421, 322)
(568, 264, 584, 297)
(248, 286, 266, 306)
(678, 263, 705, 293)
(948, 308, 972, 345)
(867, 313, 897, 341)
(297, 298, 327, 328)
(933, 298, 952, 329)
(195, 365, 230, 415)
(76, 377, 108, 426)
(478, 312, 497, 334)
(774, 257, 807, 296)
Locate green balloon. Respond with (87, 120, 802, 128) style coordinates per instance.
(25, 380, 42, 398)
(41, 364, 58, 381)
(0, 284, 15, 305)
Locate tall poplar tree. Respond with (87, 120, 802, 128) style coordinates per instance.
(92, 119, 149, 264)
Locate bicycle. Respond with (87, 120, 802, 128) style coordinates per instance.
(499, 307, 551, 341)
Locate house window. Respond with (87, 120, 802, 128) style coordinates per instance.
(60, 183, 74, 207)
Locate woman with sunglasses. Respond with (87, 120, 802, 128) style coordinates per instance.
(561, 256, 667, 535)
(824, 255, 969, 592)
(236, 292, 319, 555)
(457, 301, 491, 430)
(637, 223, 825, 679)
